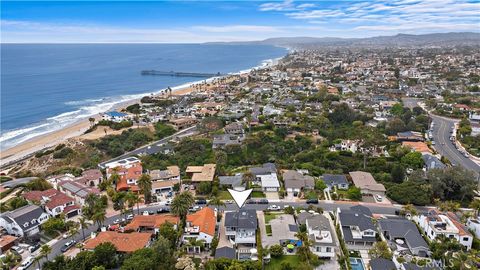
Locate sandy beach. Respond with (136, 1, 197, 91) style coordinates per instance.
(0, 75, 234, 167)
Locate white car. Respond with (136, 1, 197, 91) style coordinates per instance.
(267, 205, 281, 211)
(375, 195, 383, 202)
(11, 245, 24, 254)
(189, 205, 201, 212)
(126, 214, 134, 220)
(283, 205, 291, 209)
(18, 256, 34, 270)
(142, 211, 149, 216)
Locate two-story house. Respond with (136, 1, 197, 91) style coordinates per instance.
(224, 210, 257, 260)
(183, 208, 217, 252)
(415, 210, 473, 250)
(58, 180, 100, 205)
(306, 214, 336, 259)
(0, 205, 50, 237)
(23, 188, 80, 219)
(104, 157, 143, 192)
(336, 206, 377, 248)
(378, 218, 430, 257)
(249, 163, 280, 192)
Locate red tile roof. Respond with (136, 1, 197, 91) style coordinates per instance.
(84, 231, 151, 253)
(45, 192, 75, 209)
(186, 207, 216, 236)
(23, 189, 58, 202)
(124, 214, 179, 231)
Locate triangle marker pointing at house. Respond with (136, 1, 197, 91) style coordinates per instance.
(228, 188, 252, 208)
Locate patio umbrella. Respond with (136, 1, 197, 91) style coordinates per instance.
(287, 244, 295, 250)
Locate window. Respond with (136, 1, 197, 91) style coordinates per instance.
(326, 247, 332, 252)
(463, 237, 469, 241)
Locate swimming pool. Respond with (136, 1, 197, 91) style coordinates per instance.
(349, 257, 365, 270)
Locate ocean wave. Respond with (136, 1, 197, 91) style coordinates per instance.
(1, 54, 286, 151)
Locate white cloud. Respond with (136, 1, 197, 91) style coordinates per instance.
(192, 25, 281, 33)
(259, 0, 296, 11)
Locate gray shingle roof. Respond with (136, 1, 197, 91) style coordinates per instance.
(1, 205, 45, 232)
(225, 210, 257, 229)
(378, 218, 429, 250)
(250, 163, 276, 176)
(370, 258, 396, 270)
(322, 174, 348, 186)
(283, 170, 314, 189)
(218, 174, 244, 188)
(215, 246, 236, 259)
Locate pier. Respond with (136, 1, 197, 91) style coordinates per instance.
(141, 70, 224, 78)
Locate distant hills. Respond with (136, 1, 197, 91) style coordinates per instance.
(207, 32, 480, 48)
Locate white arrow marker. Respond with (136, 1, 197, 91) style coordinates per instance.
(228, 188, 252, 208)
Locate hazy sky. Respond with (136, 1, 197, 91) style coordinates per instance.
(2, 0, 479, 43)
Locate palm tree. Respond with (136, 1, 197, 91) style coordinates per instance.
(34, 255, 42, 269)
(400, 204, 418, 217)
(40, 244, 52, 261)
(207, 196, 225, 210)
(2, 252, 18, 269)
(92, 210, 107, 230)
(241, 172, 255, 189)
(67, 223, 79, 242)
(88, 117, 96, 127)
(137, 174, 152, 204)
(78, 217, 88, 241)
(171, 191, 195, 224)
(294, 231, 313, 264)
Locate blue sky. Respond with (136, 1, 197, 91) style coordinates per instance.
(1, 0, 479, 43)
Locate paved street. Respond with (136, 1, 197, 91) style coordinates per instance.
(431, 115, 480, 176)
(98, 125, 197, 168)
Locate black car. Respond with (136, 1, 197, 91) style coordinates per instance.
(61, 240, 76, 253)
(258, 199, 269, 204)
(306, 199, 319, 204)
(246, 199, 256, 204)
(196, 199, 207, 205)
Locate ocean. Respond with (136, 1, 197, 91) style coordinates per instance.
(0, 44, 287, 150)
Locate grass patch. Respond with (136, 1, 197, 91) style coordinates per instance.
(264, 213, 280, 224)
(217, 190, 232, 200)
(266, 225, 272, 236)
(266, 255, 301, 270)
(251, 191, 266, 198)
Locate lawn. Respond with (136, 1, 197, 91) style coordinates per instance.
(251, 191, 266, 198)
(218, 190, 233, 200)
(266, 255, 301, 270)
(264, 212, 280, 224)
(266, 224, 272, 236)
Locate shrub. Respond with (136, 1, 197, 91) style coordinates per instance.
(53, 147, 74, 159)
(270, 244, 284, 257)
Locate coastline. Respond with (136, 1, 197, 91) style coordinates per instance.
(0, 55, 282, 167)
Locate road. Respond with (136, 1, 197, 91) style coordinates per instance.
(1, 177, 38, 189)
(98, 125, 198, 168)
(431, 115, 480, 175)
(29, 200, 402, 269)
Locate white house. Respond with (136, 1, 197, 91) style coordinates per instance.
(467, 217, 480, 238)
(102, 111, 130, 122)
(0, 205, 49, 237)
(183, 208, 217, 251)
(249, 163, 280, 192)
(306, 214, 336, 259)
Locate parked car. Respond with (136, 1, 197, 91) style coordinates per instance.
(189, 205, 201, 212)
(306, 199, 319, 204)
(375, 195, 383, 202)
(11, 246, 24, 254)
(61, 240, 76, 253)
(464, 152, 470, 158)
(267, 205, 281, 211)
(246, 199, 256, 204)
(225, 200, 234, 204)
(196, 199, 207, 205)
(157, 207, 169, 214)
(165, 199, 172, 206)
(143, 211, 149, 216)
(18, 256, 34, 270)
(28, 243, 41, 253)
(126, 214, 134, 220)
(258, 199, 269, 204)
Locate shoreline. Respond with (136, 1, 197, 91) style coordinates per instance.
(0, 55, 283, 167)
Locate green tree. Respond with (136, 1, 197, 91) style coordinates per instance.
(346, 187, 362, 201)
(94, 242, 118, 268)
(269, 244, 284, 257)
(137, 174, 152, 204)
(40, 244, 52, 261)
(400, 204, 418, 217)
(154, 122, 176, 139)
(171, 191, 195, 224)
(78, 217, 88, 241)
(368, 241, 393, 259)
(401, 152, 424, 169)
(428, 167, 477, 202)
(208, 196, 225, 209)
(26, 178, 52, 191)
(315, 179, 327, 191)
(391, 164, 405, 183)
(121, 248, 157, 270)
(197, 182, 212, 195)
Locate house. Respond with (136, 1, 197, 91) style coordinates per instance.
(23, 189, 81, 219)
(84, 231, 151, 253)
(212, 134, 244, 149)
(415, 210, 473, 250)
(349, 171, 386, 197)
(102, 111, 129, 122)
(467, 217, 480, 238)
(58, 180, 100, 205)
(219, 174, 245, 191)
(322, 174, 349, 191)
(224, 210, 257, 260)
(422, 154, 446, 171)
(0, 235, 18, 253)
(215, 246, 236, 259)
(0, 205, 49, 237)
(378, 218, 430, 257)
(75, 169, 103, 187)
(336, 206, 377, 247)
(329, 140, 361, 153)
(249, 163, 280, 192)
(169, 117, 197, 130)
(151, 180, 179, 195)
(283, 170, 314, 197)
(183, 208, 217, 250)
(124, 214, 179, 233)
(402, 141, 432, 154)
(149, 166, 180, 181)
(224, 122, 244, 135)
(305, 214, 336, 259)
(396, 131, 425, 142)
(104, 157, 143, 192)
(186, 164, 216, 184)
(370, 258, 396, 270)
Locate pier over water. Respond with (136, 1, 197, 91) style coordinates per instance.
(141, 70, 224, 78)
